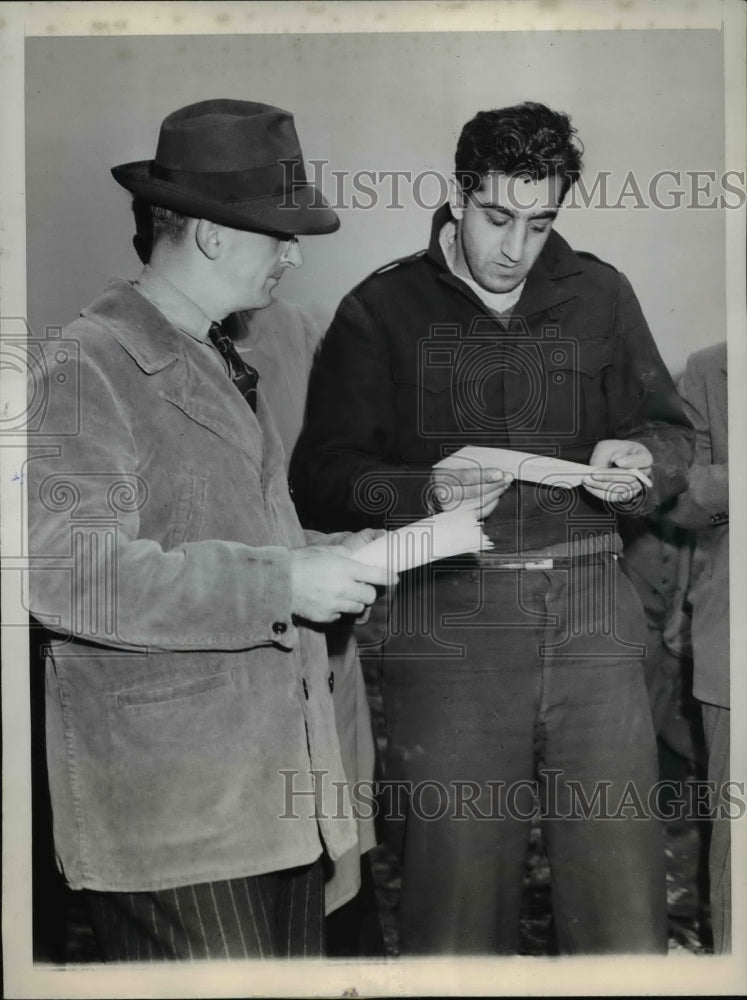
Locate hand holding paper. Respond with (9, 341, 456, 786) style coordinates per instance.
(435, 444, 652, 502)
(290, 545, 395, 623)
(355, 508, 493, 573)
(430, 466, 513, 518)
(582, 440, 653, 502)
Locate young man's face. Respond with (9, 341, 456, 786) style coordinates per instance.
(451, 171, 563, 293)
(221, 228, 303, 312)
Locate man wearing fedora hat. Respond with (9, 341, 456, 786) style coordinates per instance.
(27, 99, 392, 961)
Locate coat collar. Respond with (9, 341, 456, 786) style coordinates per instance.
(82, 280, 265, 467)
(134, 264, 213, 345)
(426, 203, 584, 319)
(82, 280, 184, 374)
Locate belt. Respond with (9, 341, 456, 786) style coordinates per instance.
(478, 552, 616, 571)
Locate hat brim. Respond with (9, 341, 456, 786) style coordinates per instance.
(111, 160, 340, 236)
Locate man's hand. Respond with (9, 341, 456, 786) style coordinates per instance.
(290, 545, 396, 624)
(430, 468, 513, 519)
(339, 528, 386, 554)
(582, 440, 653, 503)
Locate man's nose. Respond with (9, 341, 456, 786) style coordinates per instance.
(281, 238, 303, 269)
(501, 222, 526, 264)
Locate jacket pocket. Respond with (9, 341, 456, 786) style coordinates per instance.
(542, 339, 613, 442)
(393, 375, 488, 456)
(101, 663, 248, 877)
(113, 670, 232, 709)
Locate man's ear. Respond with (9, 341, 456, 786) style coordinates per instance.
(195, 219, 222, 260)
(448, 176, 466, 222)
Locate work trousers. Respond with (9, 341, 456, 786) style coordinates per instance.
(84, 859, 324, 961)
(381, 554, 668, 955)
(701, 702, 731, 953)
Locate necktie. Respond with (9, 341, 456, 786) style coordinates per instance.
(208, 322, 259, 413)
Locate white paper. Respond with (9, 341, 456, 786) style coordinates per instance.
(355, 508, 493, 573)
(434, 446, 652, 489)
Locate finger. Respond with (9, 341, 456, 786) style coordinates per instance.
(589, 468, 639, 482)
(630, 468, 653, 489)
(480, 495, 502, 518)
(337, 601, 367, 616)
(452, 476, 506, 496)
(350, 561, 398, 586)
(582, 483, 614, 501)
(583, 481, 641, 502)
(461, 477, 511, 501)
(613, 454, 649, 470)
(453, 483, 486, 500)
(586, 472, 642, 490)
(438, 468, 507, 486)
(349, 582, 377, 606)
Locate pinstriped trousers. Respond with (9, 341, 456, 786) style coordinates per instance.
(83, 860, 325, 961)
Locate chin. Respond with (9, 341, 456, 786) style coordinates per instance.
(471, 266, 523, 294)
(483, 277, 522, 294)
(242, 290, 274, 312)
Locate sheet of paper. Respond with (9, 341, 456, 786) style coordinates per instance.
(434, 446, 651, 489)
(355, 508, 493, 573)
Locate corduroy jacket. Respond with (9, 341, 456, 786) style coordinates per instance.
(28, 281, 357, 892)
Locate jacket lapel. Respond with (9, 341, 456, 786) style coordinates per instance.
(513, 231, 583, 323)
(157, 350, 264, 467)
(85, 281, 263, 466)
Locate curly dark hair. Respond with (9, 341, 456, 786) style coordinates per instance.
(455, 102, 584, 200)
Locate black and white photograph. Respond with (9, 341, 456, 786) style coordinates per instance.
(1, 1, 746, 996)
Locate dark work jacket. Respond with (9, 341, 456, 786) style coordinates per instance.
(291, 206, 694, 554)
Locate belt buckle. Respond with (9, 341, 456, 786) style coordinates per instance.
(496, 558, 554, 570)
(523, 558, 554, 571)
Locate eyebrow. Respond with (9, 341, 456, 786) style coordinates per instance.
(469, 193, 558, 222)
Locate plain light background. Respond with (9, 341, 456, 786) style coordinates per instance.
(8, 10, 747, 999)
(26, 30, 725, 376)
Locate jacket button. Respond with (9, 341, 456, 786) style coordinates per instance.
(328, 671, 335, 693)
(302, 678, 309, 699)
(272, 621, 288, 635)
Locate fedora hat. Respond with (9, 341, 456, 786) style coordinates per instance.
(111, 99, 339, 236)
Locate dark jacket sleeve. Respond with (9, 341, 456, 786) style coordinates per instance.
(291, 292, 433, 531)
(604, 273, 694, 514)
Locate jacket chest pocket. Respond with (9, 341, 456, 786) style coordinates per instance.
(539, 340, 613, 447)
(393, 365, 508, 459)
(393, 338, 613, 455)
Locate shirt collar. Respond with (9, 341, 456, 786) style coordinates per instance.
(133, 264, 213, 343)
